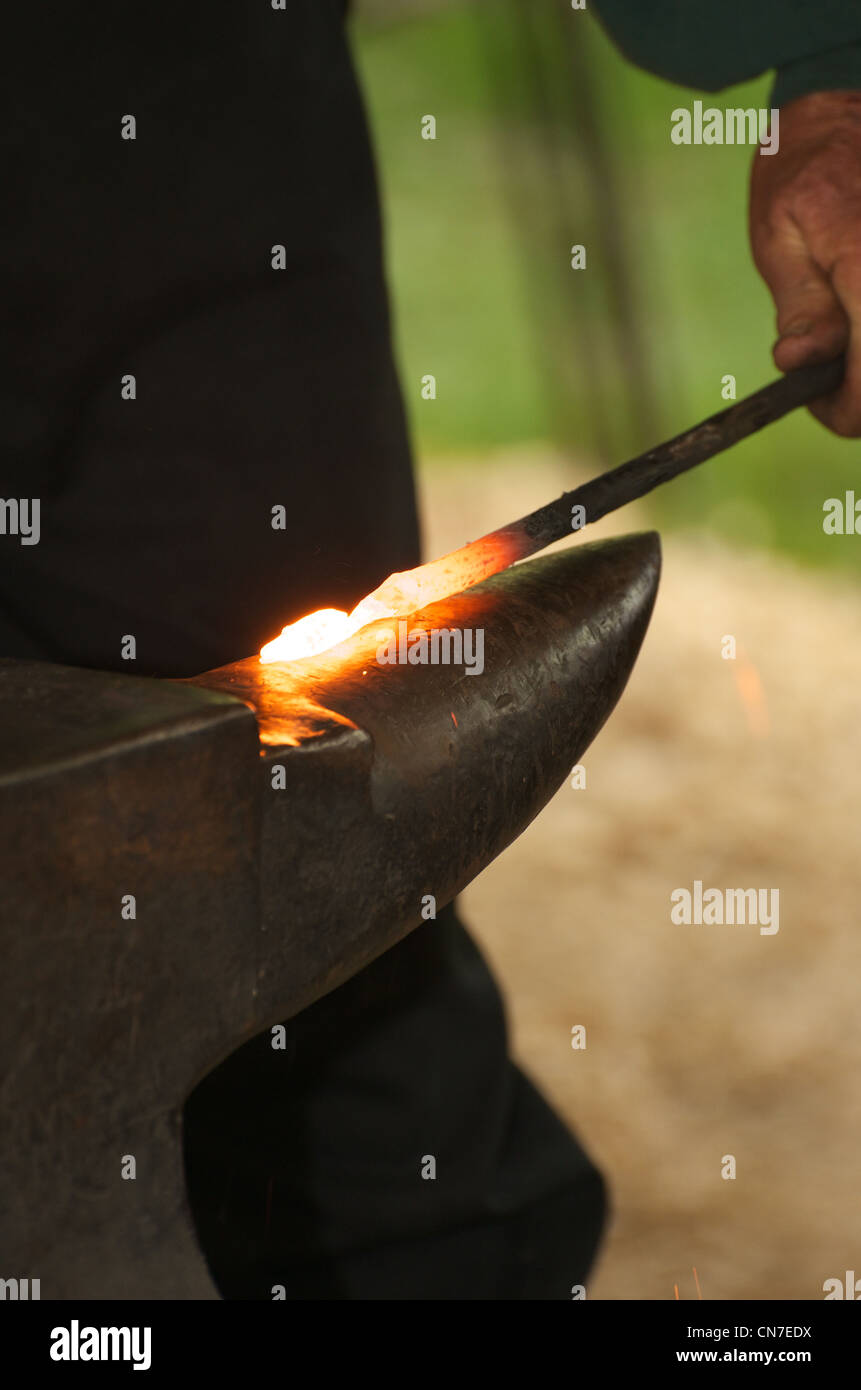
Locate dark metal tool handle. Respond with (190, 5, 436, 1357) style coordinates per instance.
(364, 354, 847, 614)
(742, 353, 846, 416)
(506, 354, 847, 553)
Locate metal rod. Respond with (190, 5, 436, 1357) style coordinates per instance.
(496, 353, 846, 553)
(357, 355, 845, 620)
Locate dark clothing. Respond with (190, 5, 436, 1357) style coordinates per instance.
(184, 905, 606, 1299)
(592, 0, 861, 108)
(0, 1, 418, 675)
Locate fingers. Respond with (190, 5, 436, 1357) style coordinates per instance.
(752, 215, 856, 431)
(808, 257, 861, 435)
(756, 223, 849, 370)
(749, 92, 861, 436)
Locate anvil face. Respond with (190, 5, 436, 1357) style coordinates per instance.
(0, 531, 660, 1298)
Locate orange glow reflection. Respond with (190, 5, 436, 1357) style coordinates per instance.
(259, 530, 525, 664)
(733, 656, 769, 738)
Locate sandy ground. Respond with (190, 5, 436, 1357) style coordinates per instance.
(418, 449, 861, 1302)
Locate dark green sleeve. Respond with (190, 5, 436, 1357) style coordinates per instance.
(772, 40, 861, 107)
(591, 0, 861, 106)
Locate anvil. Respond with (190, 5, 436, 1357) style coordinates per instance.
(0, 532, 659, 1298)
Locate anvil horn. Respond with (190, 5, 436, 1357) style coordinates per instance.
(190, 531, 662, 1017)
(0, 530, 659, 1298)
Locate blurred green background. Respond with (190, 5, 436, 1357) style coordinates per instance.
(351, 1, 860, 573)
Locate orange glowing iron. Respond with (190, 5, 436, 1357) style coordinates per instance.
(262, 356, 843, 662)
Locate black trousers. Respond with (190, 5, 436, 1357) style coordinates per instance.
(184, 903, 607, 1300)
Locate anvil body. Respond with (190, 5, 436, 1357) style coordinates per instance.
(0, 533, 660, 1297)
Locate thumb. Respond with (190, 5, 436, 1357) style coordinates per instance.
(753, 219, 849, 371)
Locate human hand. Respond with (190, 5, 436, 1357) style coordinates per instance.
(749, 90, 861, 435)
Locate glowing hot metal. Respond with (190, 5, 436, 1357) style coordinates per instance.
(259, 535, 522, 664)
(259, 356, 843, 664)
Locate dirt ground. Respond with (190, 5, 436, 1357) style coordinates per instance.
(419, 449, 861, 1302)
